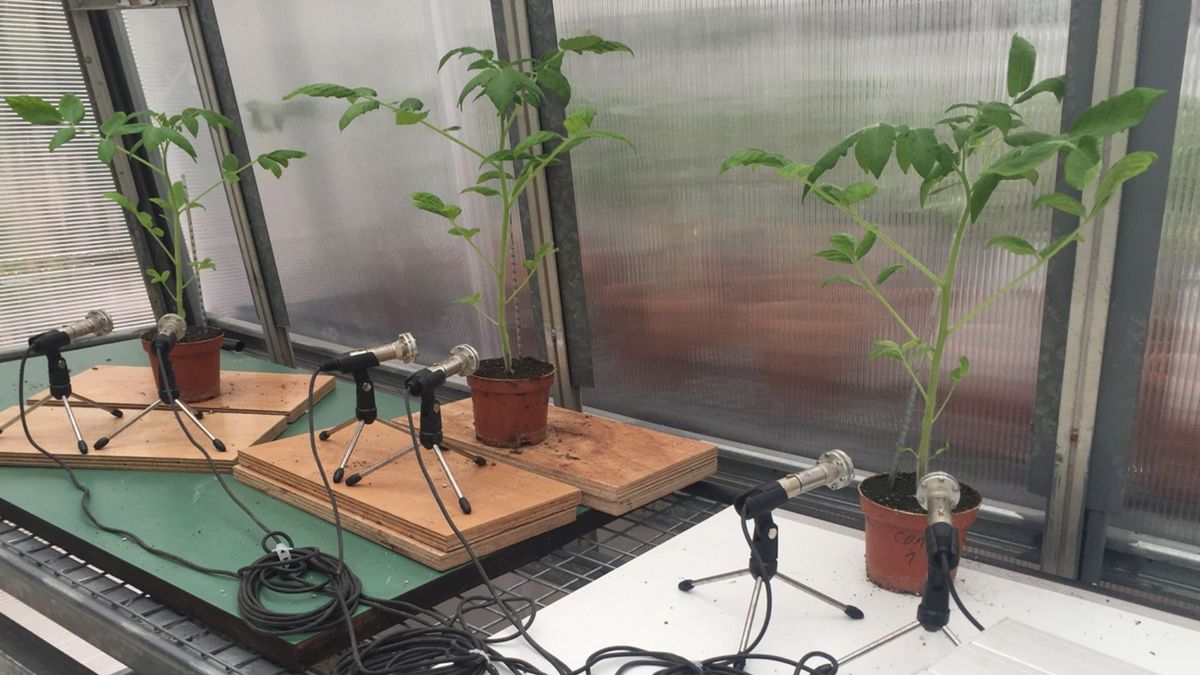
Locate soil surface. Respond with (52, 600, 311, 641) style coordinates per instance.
(140, 325, 223, 344)
(861, 472, 982, 514)
(474, 357, 554, 380)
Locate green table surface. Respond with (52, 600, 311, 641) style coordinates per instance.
(0, 340, 443, 644)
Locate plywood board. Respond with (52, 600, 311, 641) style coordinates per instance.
(0, 404, 285, 472)
(236, 422, 581, 551)
(29, 364, 335, 422)
(233, 466, 576, 570)
(431, 401, 718, 514)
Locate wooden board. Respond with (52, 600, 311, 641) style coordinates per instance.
(432, 400, 718, 515)
(235, 422, 581, 552)
(0, 404, 286, 472)
(29, 364, 335, 422)
(234, 466, 577, 570)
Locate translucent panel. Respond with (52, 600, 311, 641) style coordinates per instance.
(0, 0, 153, 349)
(120, 10, 257, 323)
(1118, 1, 1200, 545)
(557, 0, 1070, 507)
(211, 0, 534, 362)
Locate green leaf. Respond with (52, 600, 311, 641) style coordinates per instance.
(191, 257, 216, 271)
(439, 47, 494, 71)
(448, 226, 481, 239)
(256, 155, 282, 178)
(1005, 131, 1054, 147)
(804, 129, 864, 198)
(562, 128, 633, 151)
(821, 274, 864, 288)
(514, 130, 563, 155)
(410, 192, 462, 220)
(97, 139, 117, 164)
(5, 95, 62, 125)
(564, 106, 597, 135)
(524, 241, 556, 271)
(778, 162, 814, 180)
(950, 356, 970, 383)
(813, 248, 853, 264)
(905, 128, 939, 178)
(146, 269, 170, 285)
(812, 184, 845, 206)
(58, 93, 84, 124)
(264, 149, 306, 166)
(458, 69, 496, 108)
(1093, 151, 1157, 214)
(394, 108, 428, 125)
(828, 233, 857, 258)
(1007, 35, 1037, 97)
(869, 339, 905, 363)
(536, 63, 571, 105)
(190, 108, 236, 132)
(453, 292, 482, 306)
(99, 112, 128, 137)
(856, 229, 877, 258)
(1063, 135, 1100, 190)
(1033, 192, 1086, 218)
(477, 170, 514, 183)
(162, 127, 197, 159)
(919, 172, 949, 208)
(48, 127, 76, 151)
(842, 181, 877, 206)
(559, 35, 633, 55)
(180, 111, 200, 136)
(986, 234, 1039, 257)
(854, 123, 895, 178)
(462, 185, 500, 197)
(339, 99, 379, 130)
(1070, 87, 1165, 139)
(283, 83, 358, 100)
(987, 140, 1066, 177)
(894, 129, 912, 173)
(719, 148, 791, 175)
(170, 181, 188, 208)
(220, 153, 240, 173)
(969, 172, 1002, 222)
(1040, 230, 1082, 258)
(1014, 75, 1065, 104)
(876, 264, 905, 285)
(102, 191, 136, 213)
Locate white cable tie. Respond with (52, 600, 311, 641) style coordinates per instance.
(468, 648, 491, 666)
(690, 660, 705, 673)
(273, 541, 292, 562)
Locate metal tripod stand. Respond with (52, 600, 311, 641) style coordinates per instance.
(678, 512, 864, 653)
(0, 346, 123, 454)
(92, 344, 225, 452)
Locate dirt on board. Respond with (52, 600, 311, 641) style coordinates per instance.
(473, 357, 554, 380)
(861, 472, 983, 514)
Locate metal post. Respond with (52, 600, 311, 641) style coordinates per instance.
(176, 0, 296, 366)
(1078, 0, 1192, 583)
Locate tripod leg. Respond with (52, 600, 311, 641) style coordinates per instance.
(737, 578, 765, 654)
(432, 443, 472, 514)
(942, 625, 961, 646)
(68, 393, 123, 419)
(94, 401, 160, 450)
(0, 395, 53, 433)
(319, 417, 358, 442)
(775, 572, 864, 619)
(332, 420, 366, 483)
(59, 397, 88, 455)
(345, 443, 416, 486)
(175, 401, 226, 452)
(376, 418, 489, 466)
(678, 568, 750, 591)
(833, 621, 921, 670)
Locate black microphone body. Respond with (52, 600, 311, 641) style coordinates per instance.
(404, 345, 479, 449)
(915, 472, 962, 631)
(28, 310, 113, 355)
(736, 449, 854, 519)
(319, 333, 417, 373)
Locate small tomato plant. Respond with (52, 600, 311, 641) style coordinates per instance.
(722, 35, 1163, 492)
(285, 35, 633, 373)
(4, 94, 305, 324)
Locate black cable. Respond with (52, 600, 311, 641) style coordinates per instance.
(576, 646, 837, 674)
(942, 554, 984, 631)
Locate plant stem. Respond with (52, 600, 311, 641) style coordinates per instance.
(160, 144, 186, 322)
(853, 261, 921, 343)
(495, 111, 514, 372)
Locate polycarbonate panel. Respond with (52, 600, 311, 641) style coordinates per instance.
(120, 9, 257, 324)
(557, 0, 1070, 507)
(0, 0, 153, 350)
(210, 0, 534, 362)
(1117, 2, 1200, 545)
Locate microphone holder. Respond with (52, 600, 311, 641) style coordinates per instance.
(92, 343, 225, 453)
(324, 369, 485, 515)
(678, 509, 864, 654)
(1, 344, 124, 454)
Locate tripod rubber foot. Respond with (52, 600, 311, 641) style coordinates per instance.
(677, 580, 695, 592)
(345, 474, 362, 487)
(332, 467, 345, 483)
(110, 409, 123, 418)
(94, 437, 110, 450)
(473, 455, 487, 466)
(319, 431, 332, 441)
(844, 605, 864, 620)
(213, 439, 226, 452)
(814, 665, 836, 675)
(77, 440, 88, 455)
(459, 497, 472, 514)
(195, 410, 204, 419)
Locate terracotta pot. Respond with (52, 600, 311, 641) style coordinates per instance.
(859, 475, 980, 594)
(141, 327, 224, 403)
(467, 365, 556, 448)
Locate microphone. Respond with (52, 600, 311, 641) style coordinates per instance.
(916, 472, 962, 631)
(318, 333, 419, 373)
(28, 309, 113, 354)
(151, 313, 187, 354)
(736, 449, 855, 519)
(404, 344, 480, 396)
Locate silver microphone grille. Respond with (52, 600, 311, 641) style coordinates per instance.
(449, 344, 480, 377)
(157, 313, 187, 341)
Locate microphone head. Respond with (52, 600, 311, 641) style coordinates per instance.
(85, 310, 114, 337)
(449, 344, 479, 377)
(378, 332, 418, 363)
(816, 449, 855, 490)
(917, 471, 961, 512)
(156, 313, 187, 341)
